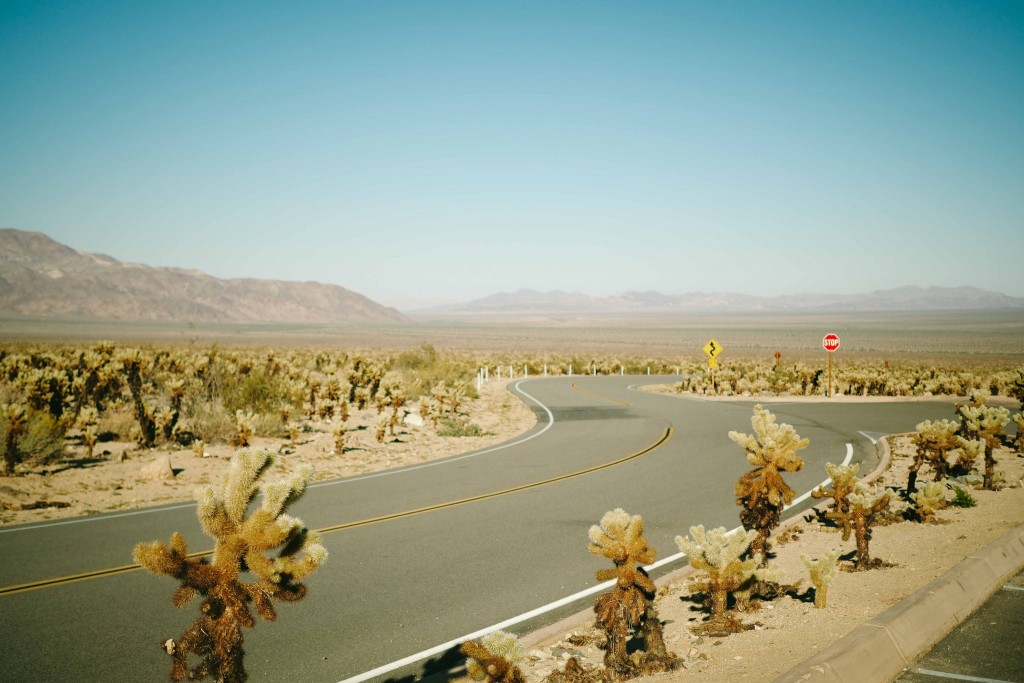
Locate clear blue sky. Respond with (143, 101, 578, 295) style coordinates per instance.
(2, 1, 1022, 309)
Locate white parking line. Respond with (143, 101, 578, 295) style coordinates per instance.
(336, 442, 854, 683)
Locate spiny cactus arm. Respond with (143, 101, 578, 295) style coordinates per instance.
(461, 630, 524, 683)
(133, 531, 192, 578)
(258, 465, 313, 520)
(735, 466, 798, 509)
(220, 448, 274, 524)
(595, 567, 619, 582)
(587, 508, 654, 565)
(196, 486, 237, 540)
(728, 405, 809, 471)
(911, 482, 947, 519)
(675, 526, 758, 570)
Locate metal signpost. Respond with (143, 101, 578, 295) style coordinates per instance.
(823, 333, 840, 397)
(703, 338, 722, 392)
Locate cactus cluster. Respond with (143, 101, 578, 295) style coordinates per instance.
(728, 405, 808, 562)
(133, 449, 327, 682)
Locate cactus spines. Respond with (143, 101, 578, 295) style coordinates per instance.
(133, 448, 327, 682)
(909, 419, 960, 493)
(231, 410, 256, 448)
(461, 630, 525, 683)
(1, 403, 28, 474)
(801, 549, 841, 608)
(910, 481, 948, 522)
(845, 484, 891, 570)
(812, 462, 860, 518)
(675, 525, 759, 635)
(588, 508, 675, 677)
(958, 399, 1011, 490)
(953, 436, 985, 475)
(728, 405, 808, 562)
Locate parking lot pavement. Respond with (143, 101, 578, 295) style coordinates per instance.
(894, 570, 1024, 683)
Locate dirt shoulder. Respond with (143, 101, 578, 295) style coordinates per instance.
(0, 378, 537, 526)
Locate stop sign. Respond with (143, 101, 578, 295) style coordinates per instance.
(823, 333, 841, 352)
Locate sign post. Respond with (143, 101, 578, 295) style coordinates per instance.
(703, 338, 723, 392)
(822, 333, 840, 397)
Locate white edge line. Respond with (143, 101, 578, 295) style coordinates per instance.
(337, 441, 855, 683)
(913, 668, 1018, 683)
(0, 380, 556, 535)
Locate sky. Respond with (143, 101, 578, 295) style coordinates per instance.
(1, 1, 1023, 309)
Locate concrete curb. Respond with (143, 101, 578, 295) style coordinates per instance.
(773, 522, 1024, 683)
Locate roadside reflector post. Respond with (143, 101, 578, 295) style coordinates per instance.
(569, 364, 573, 376)
(544, 364, 547, 376)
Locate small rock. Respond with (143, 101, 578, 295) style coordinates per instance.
(402, 413, 424, 427)
(141, 456, 174, 481)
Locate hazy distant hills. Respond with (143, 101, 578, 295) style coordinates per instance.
(428, 286, 1024, 315)
(0, 229, 408, 323)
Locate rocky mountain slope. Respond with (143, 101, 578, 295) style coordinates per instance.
(0, 229, 407, 323)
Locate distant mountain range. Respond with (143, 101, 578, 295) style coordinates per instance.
(0, 229, 407, 323)
(426, 286, 1024, 315)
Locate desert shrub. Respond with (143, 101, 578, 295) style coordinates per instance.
(436, 415, 488, 437)
(2, 405, 65, 474)
(221, 370, 296, 416)
(949, 485, 977, 508)
(178, 402, 236, 444)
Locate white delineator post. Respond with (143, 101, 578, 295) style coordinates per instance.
(569, 364, 573, 376)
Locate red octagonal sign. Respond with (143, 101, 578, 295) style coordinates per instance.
(823, 333, 841, 352)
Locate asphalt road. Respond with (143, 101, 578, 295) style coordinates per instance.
(0, 377, 962, 683)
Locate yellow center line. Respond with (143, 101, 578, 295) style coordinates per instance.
(570, 382, 632, 406)
(0, 427, 672, 597)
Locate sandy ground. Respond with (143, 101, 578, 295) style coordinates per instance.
(2, 383, 1022, 683)
(0, 378, 537, 526)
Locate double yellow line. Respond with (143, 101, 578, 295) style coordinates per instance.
(0, 426, 672, 598)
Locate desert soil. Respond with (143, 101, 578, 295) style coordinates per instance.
(2, 383, 1022, 683)
(0, 378, 537, 526)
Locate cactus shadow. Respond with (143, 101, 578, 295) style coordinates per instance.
(383, 644, 464, 683)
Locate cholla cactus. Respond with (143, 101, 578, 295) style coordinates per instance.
(812, 462, 860, 518)
(845, 483, 891, 570)
(133, 449, 327, 682)
(1013, 413, 1024, 451)
(909, 420, 960, 493)
(952, 437, 985, 475)
(910, 481, 948, 522)
(675, 525, 759, 635)
(461, 630, 525, 683)
(1, 404, 28, 475)
(588, 508, 674, 676)
(374, 412, 388, 443)
(728, 405, 808, 562)
(331, 420, 346, 454)
(958, 400, 1011, 490)
(801, 549, 841, 608)
(231, 410, 255, 448)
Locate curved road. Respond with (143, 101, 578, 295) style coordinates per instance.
(0, 377, 961, 682)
